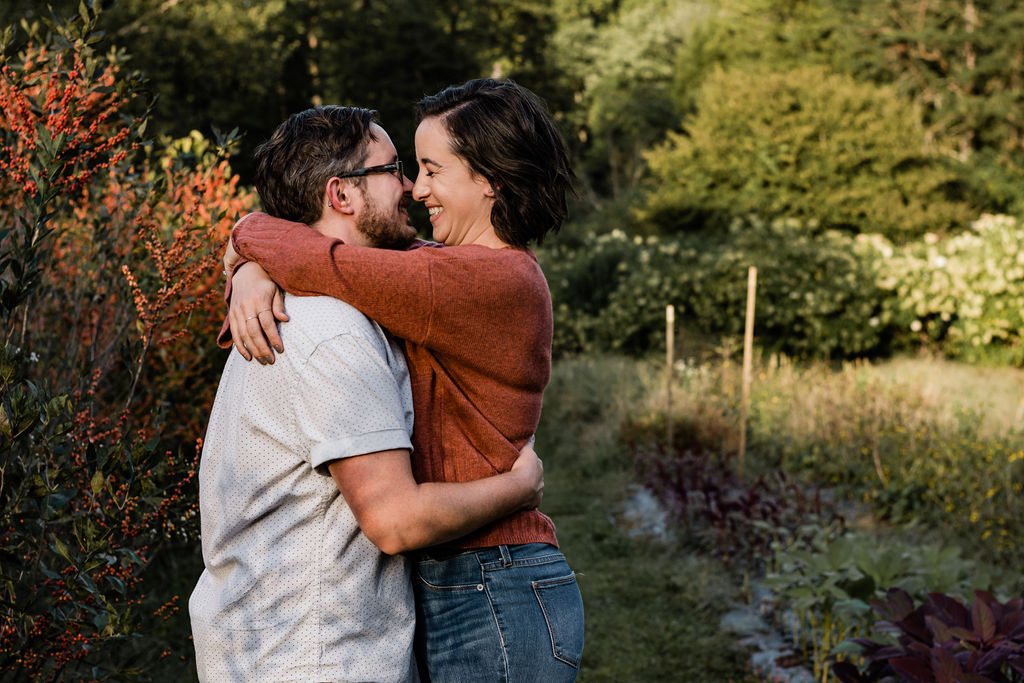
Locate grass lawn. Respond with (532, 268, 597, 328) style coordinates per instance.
(538, 355, 758, 682)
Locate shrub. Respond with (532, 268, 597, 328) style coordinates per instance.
(539, 229, 646, 356)
(867, 214, 1024, 366)
(541, 216, 893, 359)
(642, 65, 975, 240)
(0, 9, 257, 676)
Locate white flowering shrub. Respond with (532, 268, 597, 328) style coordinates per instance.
(544, 214, 1024, 363)
(869, 214, 1024, 364)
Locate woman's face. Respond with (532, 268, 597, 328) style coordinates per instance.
(412, 116, 496, 247)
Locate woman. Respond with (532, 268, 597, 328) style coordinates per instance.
(226, 78, 583, 681)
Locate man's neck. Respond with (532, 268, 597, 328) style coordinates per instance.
(310, 216, 369, 247)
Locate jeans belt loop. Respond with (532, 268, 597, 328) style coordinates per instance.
(499, 544, 512, 567)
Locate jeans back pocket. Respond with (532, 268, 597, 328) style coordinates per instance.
(532, 573, 585, 668)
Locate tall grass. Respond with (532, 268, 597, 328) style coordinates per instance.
(635, 350, 1024, 568)
(591, 351, 1024, 680)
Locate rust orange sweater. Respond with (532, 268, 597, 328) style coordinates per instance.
(230, 213, 558, 550)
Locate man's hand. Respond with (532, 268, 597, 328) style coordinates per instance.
(510, 442, 544, 510)
(228, 261, 289, 363)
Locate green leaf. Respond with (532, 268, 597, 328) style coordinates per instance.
(106, 574, 126, 594)
(91, 470, 105, 494)
(51, 536, 74, 564)
(78, 0, 92, 27)
(83, 556, 105, 573)
(832, 639, 865, 656)
(834, 599, 871, 619)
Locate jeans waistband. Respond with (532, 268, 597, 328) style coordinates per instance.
(416, 542, 557, 566)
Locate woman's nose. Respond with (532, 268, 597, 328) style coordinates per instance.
(411, 175, 428, 201)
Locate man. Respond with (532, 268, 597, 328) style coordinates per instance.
(189, 106, 543, 682)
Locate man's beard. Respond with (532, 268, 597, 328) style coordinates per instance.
(356, 194, 416, 250)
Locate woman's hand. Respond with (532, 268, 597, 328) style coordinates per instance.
(228, 261, 289, 363)
(510, 442, 544, 510)
(222, 235, 241, 276)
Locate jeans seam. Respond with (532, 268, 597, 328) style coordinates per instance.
(483, 569, 510, 682)
(415, 574, 479, 592)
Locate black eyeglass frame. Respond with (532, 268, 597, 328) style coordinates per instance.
(337, 160, 404, 181)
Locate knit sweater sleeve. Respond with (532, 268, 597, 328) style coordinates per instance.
(232, 213, 551, 368)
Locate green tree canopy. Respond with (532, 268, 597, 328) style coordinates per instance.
(643, 65, 976, 240)
(550, 0, 711, 206)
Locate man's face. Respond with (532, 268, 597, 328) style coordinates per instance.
(352, 124, 417, 250)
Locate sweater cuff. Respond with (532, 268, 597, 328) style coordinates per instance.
(232, 211, 312, 262)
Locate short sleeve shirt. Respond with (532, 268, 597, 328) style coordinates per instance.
(189, 294, 417, 682)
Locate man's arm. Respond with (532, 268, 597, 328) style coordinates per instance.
(295, 311, 539, 555)
(327, 444, 542, 556)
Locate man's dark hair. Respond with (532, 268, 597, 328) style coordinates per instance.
(415, 79, 576, 248)
(253, 105, 378, 224)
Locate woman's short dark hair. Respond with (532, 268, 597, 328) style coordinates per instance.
(254, 105, 378, 225)
(415, 79, 575, 247)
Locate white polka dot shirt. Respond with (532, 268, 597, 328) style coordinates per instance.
(190, 294, 418, 682)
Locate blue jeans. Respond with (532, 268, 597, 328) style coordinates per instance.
(414, 543, 584, 682)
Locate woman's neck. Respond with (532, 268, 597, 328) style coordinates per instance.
(457, 222, 510, 249)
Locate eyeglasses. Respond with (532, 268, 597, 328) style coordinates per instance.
(337, 160, 404, 182)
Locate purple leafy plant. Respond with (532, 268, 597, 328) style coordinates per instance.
(833, 588, 1024, 683)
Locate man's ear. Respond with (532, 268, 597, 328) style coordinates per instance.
(327, 178, 357, 215)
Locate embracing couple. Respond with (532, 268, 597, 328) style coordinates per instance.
(188, 79, 584, 682)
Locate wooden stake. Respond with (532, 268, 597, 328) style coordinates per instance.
(666, 304, 675, 449)
(738, 267, 757, 477)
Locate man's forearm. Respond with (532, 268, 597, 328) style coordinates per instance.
(378, 474, 534, 555)
(330, 449, 540, 556)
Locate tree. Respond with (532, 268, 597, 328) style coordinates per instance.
(863, 0, 1024, 212)
(643, 65, 976, 240)
(549, 0, 712, 207)
(667, 0, 1024, 213)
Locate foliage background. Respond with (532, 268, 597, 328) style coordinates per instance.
(4, 0, 1024, 680)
